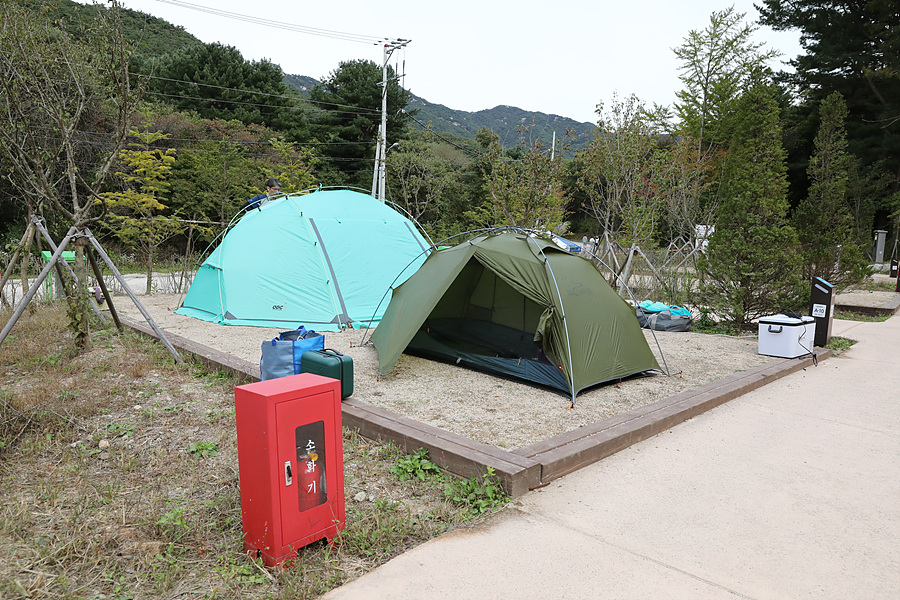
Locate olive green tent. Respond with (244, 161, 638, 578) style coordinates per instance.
(371, 230, 662, 401)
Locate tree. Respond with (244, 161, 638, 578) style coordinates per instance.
(166, 134, 266, 233)
(674, 6, 780, 149)
(263, 138, 318, 194)
(699, 71, 802, 327)
(102, 129, 182, 294)
(308, 59, 412, 189)
(578, 94, 672, 248)
(0, 0, 140, 346)
(792, 92, 867, 287)
(154, 114, 286, 230)
(23, 0, 201, 58)
(386, 127, 453, 227)
(656, 134, 721, 248)
(469, 128, 568, 230)
(135, 42, 309, 141)
(757, 0, 900, 201)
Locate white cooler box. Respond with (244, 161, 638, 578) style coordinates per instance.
(758, 314, 816, 358)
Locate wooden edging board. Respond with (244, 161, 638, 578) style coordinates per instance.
(119, 315, 829, 498)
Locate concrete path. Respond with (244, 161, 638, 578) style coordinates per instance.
(322, 316, 900, 600)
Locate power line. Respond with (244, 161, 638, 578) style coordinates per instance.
(50, 59, 384, 115)
(133, 70, 381, 114)
(24, 124, 382, 152)
(141, 88, 380, 119)
(148, 0, 387, 44)
(406, 111, 483, 158)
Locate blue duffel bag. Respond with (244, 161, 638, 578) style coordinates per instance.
(260, 326, 325, 381)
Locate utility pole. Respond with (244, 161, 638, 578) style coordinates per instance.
(371, 38, 410, 202)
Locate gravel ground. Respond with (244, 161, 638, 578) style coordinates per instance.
(107, 280, 894, 451)
(113, 293, 779, 450)
(834, 290, 899, 307)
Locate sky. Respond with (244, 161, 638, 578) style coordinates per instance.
(93, 0, 804, 124)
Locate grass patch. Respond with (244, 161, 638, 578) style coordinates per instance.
(826, 336, 857, 354)
(387, 448, 509, 519)
(834, 309, 892, 322)
(0, 302, 476, 599)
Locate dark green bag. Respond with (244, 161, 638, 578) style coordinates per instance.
(300, 349, 353, 398)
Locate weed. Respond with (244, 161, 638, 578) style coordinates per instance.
(105, 422, 135, 437)
(390, 447, 441, 481)
(205, 409, 234, 423)
(826, 336, 857, 353)
(854, 277, 897, 292)
(155, 503, 190, 542)
(338, 499, 417, 559)
(0, 301, 471, 599)
(214, 559, 269, 585)
(188, 441, 219, 458)
(444, 467, 508, 518)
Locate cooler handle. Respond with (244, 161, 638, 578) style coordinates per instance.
(767, 325, 783, 334)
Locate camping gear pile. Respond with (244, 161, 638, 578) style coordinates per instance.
(371, 229, 663, 401)
(260, 328, 354, 396)
(260, 326, 325, 381)
(635, 301, 693, 332)
(176, 188, 430, 331)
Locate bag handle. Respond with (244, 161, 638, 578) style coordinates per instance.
(278, 326, 321, 341)
(316, 349, 346, 397)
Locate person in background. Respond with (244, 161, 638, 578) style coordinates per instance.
(243, 178, 282, 210)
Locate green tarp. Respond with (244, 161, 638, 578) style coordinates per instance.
(372, 230, 661, 399)
(176, 189, 429, 331)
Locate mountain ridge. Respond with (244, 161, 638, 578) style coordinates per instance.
(59, 1, 596, 150)
(283, 78, 596, 150)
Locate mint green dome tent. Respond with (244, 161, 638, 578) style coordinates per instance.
(175, 188, 430, 331)
(370, 230, 662, 401)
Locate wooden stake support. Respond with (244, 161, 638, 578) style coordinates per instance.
(0, 217, 183, 364)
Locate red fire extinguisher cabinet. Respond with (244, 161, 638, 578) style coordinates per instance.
(235, 373, 345, 566)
